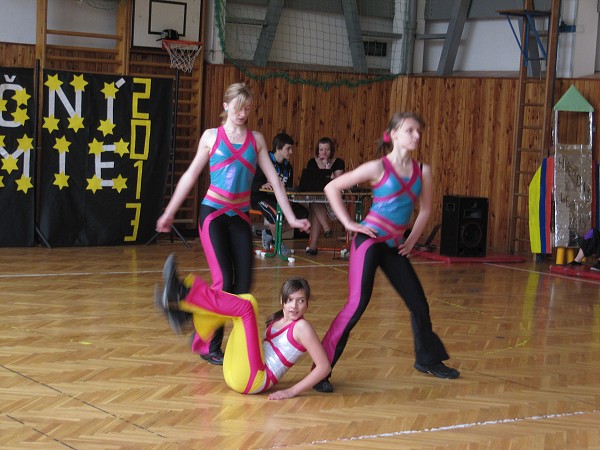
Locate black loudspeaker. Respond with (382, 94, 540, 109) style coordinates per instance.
(440, 195, 488, 257)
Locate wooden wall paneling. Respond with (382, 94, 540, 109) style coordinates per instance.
(337, 84, 352, 169)
(269, 78, 285, 140)
(469, 78, 488, 196)
(283, 81, 300, 173)
(0, 43, 36, 68)
(488, 78, 516, 252)
(344, 85, 364, 170)
(297, 82, 318, 171)
(488, 78, 516, 253)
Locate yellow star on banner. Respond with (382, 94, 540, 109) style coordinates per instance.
(68, 114, 85, 132)
(17, 134, 34, 152)
(98, 119, 115, 136)
(15, 174, 33, 193)
(2, 155, 19, 173)
(0, 135, 5, 147)
(45, 74, 63, 91)
(0, 176, 4, 187)
(12, 108, 29, 125)
(13, 88, 31, 106)
(54, 136, 71, 154)
(54, 172, 70, 189)
(101, 82, 119, 99)
(86, 175, 103, 193)
(112, 174, 128, 193)
(43, 115, 60, 133)
(71, 74, 88, 92)
(88, 138, 104, 156)
(114, 138, 129, 157)
(0, 98, 7, 112)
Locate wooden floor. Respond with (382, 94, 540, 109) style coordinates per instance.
(1, 236, 599, 450)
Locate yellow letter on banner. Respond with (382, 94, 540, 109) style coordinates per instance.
(132, 78, 151, 119)
(134, 160, 144, 200)
(131, 119, 151, 160)
(124, 203, 141, 242)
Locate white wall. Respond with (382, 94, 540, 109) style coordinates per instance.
(420, 19, 521, 73)
(0, 0, 117, 48)
(0, 0, 37, 45)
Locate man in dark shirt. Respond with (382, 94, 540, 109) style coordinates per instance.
(251, 133, 308, 255)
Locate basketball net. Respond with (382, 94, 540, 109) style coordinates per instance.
(162, 40, 203, 73)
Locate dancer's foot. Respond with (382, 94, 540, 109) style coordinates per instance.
(163, 253, 189, 308)
(155, 253, 192, 335)
(154, 284, 191, 335)
(200, 349, 225, 365)
(313, 379, 334, 393)
(414, 362, 460, 379)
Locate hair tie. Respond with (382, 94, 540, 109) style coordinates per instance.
(383, 132, 391, 143)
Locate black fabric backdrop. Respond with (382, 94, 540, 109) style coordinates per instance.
(38, 70, 173, 246)
(0, 67, 36, 246)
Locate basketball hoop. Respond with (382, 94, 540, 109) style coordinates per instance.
(162, 40, 203, 73)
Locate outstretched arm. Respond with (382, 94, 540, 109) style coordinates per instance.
(267, 320, 331, 400)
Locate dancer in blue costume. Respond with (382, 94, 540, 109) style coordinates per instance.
(313, 112, 460, 393)
(156, 83, 310, 364)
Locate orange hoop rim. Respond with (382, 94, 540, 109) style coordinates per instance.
(161, 39, 203, 49)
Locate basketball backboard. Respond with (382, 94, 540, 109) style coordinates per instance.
(131, 0, 202, 49)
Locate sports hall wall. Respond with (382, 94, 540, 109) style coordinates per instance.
(1, 1, 600, 254)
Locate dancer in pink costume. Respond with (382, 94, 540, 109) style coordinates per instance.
(155, 253, 330, 400)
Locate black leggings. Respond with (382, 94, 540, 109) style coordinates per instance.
(193, 205, 253, 354)
(320, 233, 449, 373)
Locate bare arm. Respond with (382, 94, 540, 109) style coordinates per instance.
(257, 134, 310, 232)
(156, 129, 213, 232)
(397, 163, 433, 256)
(323, 161, 381, 238)
(267, 320, 331, 400)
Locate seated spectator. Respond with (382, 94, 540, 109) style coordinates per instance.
(569, 227, 600, 271)
(305, 137, 345, 255)
(251, 133, 308, 255)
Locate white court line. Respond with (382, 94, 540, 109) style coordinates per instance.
(292, 409, 599, 447)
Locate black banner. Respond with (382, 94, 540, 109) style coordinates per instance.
(38, 70, 173, 246)
(0, 67, 36, 247)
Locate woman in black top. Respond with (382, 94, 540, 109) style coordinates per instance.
(305, 137, 345, 255)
